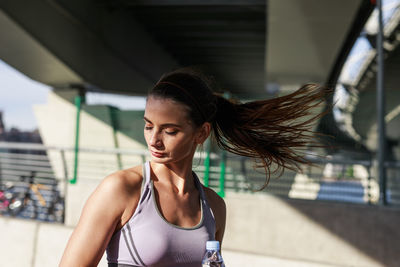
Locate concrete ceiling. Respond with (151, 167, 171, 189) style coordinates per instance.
(267, 0, 362, 90)
(0, 0, 369, 99)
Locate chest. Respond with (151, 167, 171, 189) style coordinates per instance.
(153, 184, 202, 228)
(129, 221, 212, 266)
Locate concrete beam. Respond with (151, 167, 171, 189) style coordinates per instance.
(266, 0, 362, 86)
(0, 0, 178, 94)
(0, 9, 83, 86)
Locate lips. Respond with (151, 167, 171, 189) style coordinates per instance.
(151, 151, 165, 158)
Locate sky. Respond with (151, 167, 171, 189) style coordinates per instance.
(0, 60, 51, 131)
(0, 59, 146, 132)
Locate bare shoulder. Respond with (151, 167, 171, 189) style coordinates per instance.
(90, 164, 144, 227)
(99, 164, 143, 196)
(88, 164, 143, 216)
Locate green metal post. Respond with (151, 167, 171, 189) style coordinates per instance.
(70, 94, 83, 184)
(203, 139, 211, 187)
(218, 150, 226, 198)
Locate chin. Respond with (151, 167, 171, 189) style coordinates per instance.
(150, 155, 191, 165)
(150, 156, 171, 163)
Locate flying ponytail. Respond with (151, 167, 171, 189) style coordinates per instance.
(211, 84, 329, 188)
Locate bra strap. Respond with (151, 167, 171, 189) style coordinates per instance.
(140, 161, 151, 194)
(145, 161, 151, 183)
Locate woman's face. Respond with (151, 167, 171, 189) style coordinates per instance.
(144, 96, 201, 164)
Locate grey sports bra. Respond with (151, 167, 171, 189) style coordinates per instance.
(106, 161, 216, 267)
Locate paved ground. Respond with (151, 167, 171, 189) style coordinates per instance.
(223, 250, 341, 267)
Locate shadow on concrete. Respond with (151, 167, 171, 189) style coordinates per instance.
(287, 199, 400, 267)
(83, 105, 146, 147)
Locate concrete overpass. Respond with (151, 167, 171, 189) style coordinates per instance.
(1, 0, 389, 153)
(0, 0, 368, 96)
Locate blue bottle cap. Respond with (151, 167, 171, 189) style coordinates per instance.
(206, 240, 220, 251)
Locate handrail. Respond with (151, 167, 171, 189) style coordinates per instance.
(1, 142, 400, 206)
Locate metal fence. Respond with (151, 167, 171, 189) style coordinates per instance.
(1, 142, 399, 224)
(203, 154, 400, 206)
(0, 144, 65, 222)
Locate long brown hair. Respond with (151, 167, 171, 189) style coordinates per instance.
(149, 68, 330, 189)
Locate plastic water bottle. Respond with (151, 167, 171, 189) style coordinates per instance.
(202, 240, 225, 267)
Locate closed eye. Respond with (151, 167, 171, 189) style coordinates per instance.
(164, 127, 178, 134)
(165, 130, 178, 135)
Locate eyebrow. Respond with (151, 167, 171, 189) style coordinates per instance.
(143, 117, 182, 128)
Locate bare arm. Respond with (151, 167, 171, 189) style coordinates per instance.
(204, 187, 227, 247)
(59, 170, 142, 266)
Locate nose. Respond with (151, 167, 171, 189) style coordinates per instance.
(149, 131, 163, 148)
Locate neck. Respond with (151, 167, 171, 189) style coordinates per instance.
(151, 159, 196, 195)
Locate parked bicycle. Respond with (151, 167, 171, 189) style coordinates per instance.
(2, 171, 64, 223)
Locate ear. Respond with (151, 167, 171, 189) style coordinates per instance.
(195, 122, 211, 145)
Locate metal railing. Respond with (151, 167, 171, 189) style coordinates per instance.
(0, 145, 65, 222)
(218, 155, 377, 204)
(1, 142, 399, 224)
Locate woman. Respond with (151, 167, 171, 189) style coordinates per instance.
(60, 68, 328, 266)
